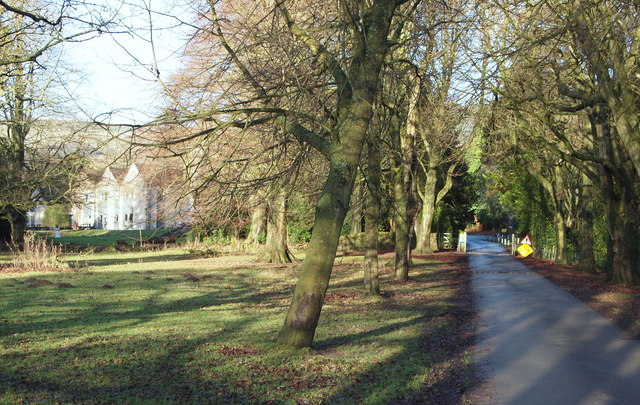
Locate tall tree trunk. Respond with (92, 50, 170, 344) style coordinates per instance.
(258, 192, 292, 263)
(606, 192, 639, 284)
(6, 63, 29, 244)
(277, 0, 397, 348)
(553, 210, 568, 265)
(403, 77, 420, 266)
(363, 138, 381, 295)
(601, 167, 639, 284)
(575, 175, 597, 273)
(349, 178, 363, 234)
(415, 166, 437, 254)
(552, 165, 568, 265)
(598, 106, 640, 284)
(391, 142, 409, 281)
(525, 163, 569, 265)
(278, 150, 362, 347)
(390, 79, 416, 281)
(246, 200, 267, 245)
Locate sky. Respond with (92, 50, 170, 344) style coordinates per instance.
(60, 1, 190, 125)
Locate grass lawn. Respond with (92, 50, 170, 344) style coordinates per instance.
(0, 249, 473, 404)
(36, 229, 172, 247)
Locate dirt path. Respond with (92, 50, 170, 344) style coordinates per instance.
(468, 235, 640, 405)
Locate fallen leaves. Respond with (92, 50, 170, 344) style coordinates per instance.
(323, 291, 360, 303)
(217, 345, 260, 357)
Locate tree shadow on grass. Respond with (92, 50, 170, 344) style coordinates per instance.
(1, 302, 475, 405)
(1, 253, 478, 404)
(1, 330, 257, 404)
(313, 311, 475, 404)
(0, 274, 292, 338)
(317, 255, 477, 404)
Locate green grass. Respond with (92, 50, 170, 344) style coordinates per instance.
(36, 229, 172, 246)
(0, 250, 473, 404)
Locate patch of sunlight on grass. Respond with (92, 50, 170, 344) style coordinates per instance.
(0, 251, 471, 404)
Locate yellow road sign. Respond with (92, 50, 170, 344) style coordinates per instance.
(517, 244, 534, 257)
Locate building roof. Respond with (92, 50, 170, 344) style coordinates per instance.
(109, 167, 127, 182)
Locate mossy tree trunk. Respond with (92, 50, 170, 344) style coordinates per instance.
(602, 165, 639, 284)
(415, 162, 456, 254)
(4, 62, 29, 244)
(597, 106, 639, 284)
(258, 191, 293, 264)
(363, 137, 381, 295)
(276, 0, 398, 348)
(553, 210, 568, 265)
(390, 75, 418, 280)
(278, 144, 367, 347)
(391, 136, 409, 281)
(349, 178, 363, 234)
(553, 165, 568, 265)
(415, 166, 437, 254)
(247, 199, 267, 245)
(526, 163, 569, 265)
(575, 175, 596, 273)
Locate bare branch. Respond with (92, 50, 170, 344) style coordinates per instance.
(0, 0, 61, 26)
(275, 0, 350, 94)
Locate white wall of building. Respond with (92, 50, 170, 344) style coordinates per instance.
(70, 164, 160, 230)
(29, 163, 183, 230)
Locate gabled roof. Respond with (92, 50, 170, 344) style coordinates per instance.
(123, 163, 144, 183)
(101, 164, 151, 185)
(108, 167, 127, 182)
(82, 162, 170, 188)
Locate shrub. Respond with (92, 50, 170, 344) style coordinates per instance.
(288, 224, 311, 244)
(42, 204, 71, 228)
(10, 232, 65, 271)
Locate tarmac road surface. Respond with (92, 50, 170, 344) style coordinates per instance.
(469, 234, 640, 405)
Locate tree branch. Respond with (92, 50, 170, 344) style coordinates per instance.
(0, 0, 61, 26)
(208, 1, 330, 157)
(275, 0, 350, 95)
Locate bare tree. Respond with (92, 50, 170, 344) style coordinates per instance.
(0, 1, 112, 242)
(135, 0, 410, 347)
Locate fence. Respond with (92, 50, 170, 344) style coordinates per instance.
(485, 233, 518, 255)
(486, 233, 575, 262)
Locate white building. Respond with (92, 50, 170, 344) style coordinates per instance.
(26, 205, 47, 228)
(20, 121, 191, 231)
(71, 163, 159, 230)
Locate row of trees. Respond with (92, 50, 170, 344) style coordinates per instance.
(136, 0, 484, 348)
(156, 0, 639, 347)
(478, 0, 639, 284)
(0, 0, 477, 350)
(3, 0, 638, 349)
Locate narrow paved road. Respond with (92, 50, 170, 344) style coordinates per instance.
(469, 235, 640, 405)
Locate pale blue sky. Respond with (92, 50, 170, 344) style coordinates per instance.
(60, 0, 189, 125)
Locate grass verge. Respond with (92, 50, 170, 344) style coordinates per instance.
(0, 250, 473, 404)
